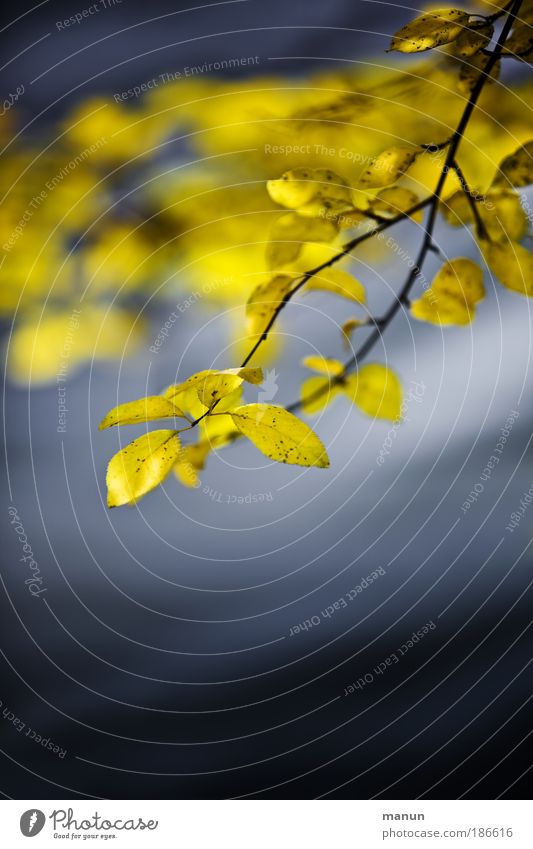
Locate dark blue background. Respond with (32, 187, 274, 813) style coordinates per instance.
(1, 0, 532, 799)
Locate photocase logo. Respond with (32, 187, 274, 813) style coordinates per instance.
(255, 369, 279, 422)
(20, 809, 46, 837)
(258, 369, 279, 403)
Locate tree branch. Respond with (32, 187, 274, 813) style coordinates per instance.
(239, 195, 432, 368)
(284, 0, 522, 415)
(192, 0, 522, 429)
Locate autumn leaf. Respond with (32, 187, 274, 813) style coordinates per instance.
(265, 212, 338, 270)
(453, 22, 493, 57)
(411, 258, 485, 325)
(246, 274, 295, 337)
(230, 404, 330, 467)
(174, 417, 240, 488)
(166, 368, 262, 409)
(371, 187, 422, 220)
(343, 364, 403, 421)
(442, 189, 528, 243)
(458, 53, 500, 95)
(341, 317, 366, 348)
(173, 442, 212, 488)
(389, 9, 470, 53)
(482, 241, 533, 296)
(99, 396, 188, 430)
(358, 147, 419, 189)
(267, 168, 353, 217)
(300, 376, 341, 414)
(504, 19, 533, 61)
(195, 368, 263, 407)
(302, 355, 344, 376)
(305, 268, 366, 303)
(492, 141, 533, 188)
(106, 430, 181, 507)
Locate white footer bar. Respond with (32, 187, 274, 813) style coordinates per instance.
(2, 799, 531, 848)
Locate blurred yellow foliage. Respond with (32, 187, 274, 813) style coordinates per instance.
(1, 40, 531, 389)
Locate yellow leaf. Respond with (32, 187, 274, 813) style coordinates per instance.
(344, 365, 403, 421)
(246, 274, 295, 337)
(483, 241, 533, 297)
(8, 306, 144, 386)
(371, 187, 422, 220)
(267, 168, 322, 208)
(200, 412, 240, 445)
(195, 368, 263, 408)
(106, 430, 180, 507)
(453, 23, 493, 57)
(267, 168, 352, 217)
(442, 189, 528, 242)
(173, 443, 211, 488)
(174, 418, 240, 488)
(305, 267, 366, 303)
(492, 141, 533, 188)
(211, 386, 244, 414)
(504, 21, 533, 61)
(389, 9, 470, 53)
(358, 147, 419, 189)
(458, 53, 500, 95)
(164, 385, 207, 420)
(166, 368, 262, 409)
(482, 191, 529, 242)
(266, 212, 338, 270)
(302, 355, 344, 376)
(410, 291, 472, 325)
(411, 257, 484, 325)
(300, 376, 341, 414)
(432, 258, 484, 303)
(441, 189, 474, 227)
(99, 396, 188, 430)
(341, 317, 366, 348)
(230, 404, 329, 467)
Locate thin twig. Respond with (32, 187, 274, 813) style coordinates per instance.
(192, 0, 521, 429)
(285, 0, 522, 415)
(450, 159, 489, 239)
(239, 196, 432, 368)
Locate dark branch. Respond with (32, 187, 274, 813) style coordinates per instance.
(285, 0, 522, 415)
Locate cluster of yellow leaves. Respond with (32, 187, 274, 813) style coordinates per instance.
(442, 188, 528, 241)
(300, 357, 403, 422)
(265, 213, 339, 271)
(100, 367, 329, 506)
(9, 306, 145, 385)
(92, 1, 533, 509)
(481, 142, 533, 297)
(3, 22, 531, 387)
(439, 142, 533, 299)
(246, 266, 366, 339)
(239, 169, 373, 340)
(388, 8, 500, 94)
(387, 0, 528, 92)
